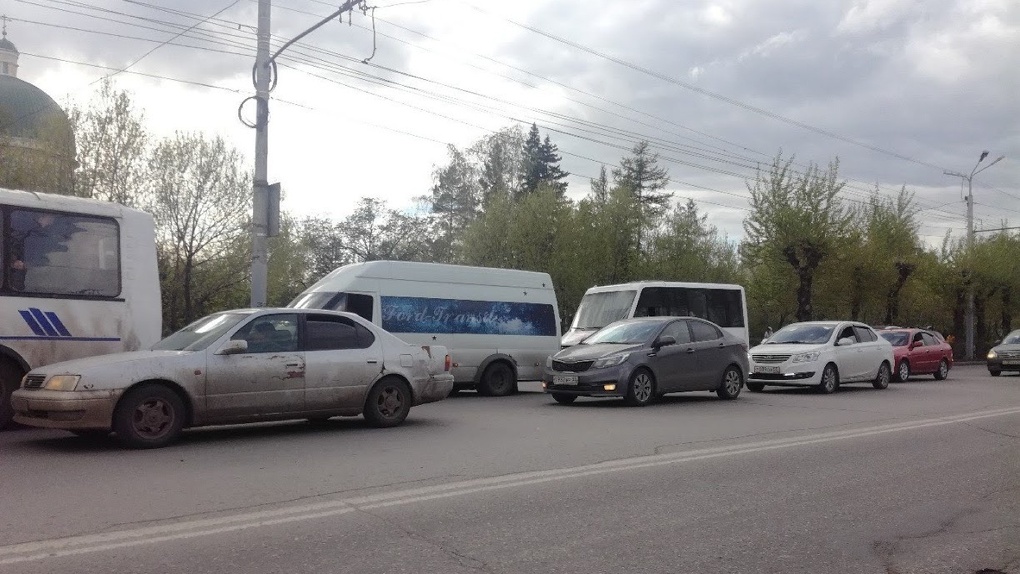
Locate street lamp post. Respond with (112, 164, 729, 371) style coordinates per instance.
(944, 151, 1006, 360)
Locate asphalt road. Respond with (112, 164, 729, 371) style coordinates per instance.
(2, 364, 1019, 574)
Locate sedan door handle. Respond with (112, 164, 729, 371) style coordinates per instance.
(686, 348, 696, 354)
(367, 360, 378, 364)
(285, 363, 302, 368)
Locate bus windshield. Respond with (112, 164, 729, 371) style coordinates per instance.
(152, 312, 251, 352)
(571, 290, 637, 330)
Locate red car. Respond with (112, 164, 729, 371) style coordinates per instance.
(878, 328, 954, 381)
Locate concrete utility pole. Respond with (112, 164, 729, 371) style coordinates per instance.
(250, 0, 271, 308)
(944, 151, 1005, 360)
(247, 0, 365, 308)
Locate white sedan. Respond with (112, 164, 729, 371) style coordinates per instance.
(747, 321, 893, 393)
(12, 308, 455, 448)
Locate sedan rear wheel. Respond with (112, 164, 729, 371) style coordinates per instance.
(896, 359, 910, 382)
(817, 364, 839, 394)
(716, 365, 743, 400)
(363, 377, 412, 428)
(934, 359, 949, 381)
(873, 362, 891, 389)
(113, 384, 185, 449)
(624, 368, 655, 406)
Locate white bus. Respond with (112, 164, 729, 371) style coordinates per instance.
(561, 281, 749, 347)
(0, 188, 161, 429)
(289, 261, 561, 396)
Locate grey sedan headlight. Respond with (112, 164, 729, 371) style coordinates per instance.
(987, 350, 997, 359)
(592, 354, 628, 369)
(43, 375, 81, 391)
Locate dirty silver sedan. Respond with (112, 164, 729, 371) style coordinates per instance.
(12, 308, 455, 448)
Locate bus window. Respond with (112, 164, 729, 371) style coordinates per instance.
(5, 209, 120, 297)
(571, 290, 637, 329)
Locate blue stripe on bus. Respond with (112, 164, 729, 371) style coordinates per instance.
(44, 312, 73, 337)
(29, 308, 61, 337)
(18, 310, 47, 336)
(0, 336, 122, 342)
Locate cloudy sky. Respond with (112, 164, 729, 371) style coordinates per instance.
(7, 0, 1019, 244)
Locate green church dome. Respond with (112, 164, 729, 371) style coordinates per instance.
(0, 74, 71, 139)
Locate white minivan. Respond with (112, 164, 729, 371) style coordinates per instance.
(289, 261, 561, 396)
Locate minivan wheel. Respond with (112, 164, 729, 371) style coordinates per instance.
(896, 360, 910, 382)
(364, 377, 412, 428)
(551, 393, 576, 405)
(624, 368, 655, 406)
(477, 362, 516, 397)
(113, 384, 185, 449)
(873, 362, 891, 389)
(817, 364, 839, 394)
(934, 359, 949, 380)
(716, 366, 743, 400)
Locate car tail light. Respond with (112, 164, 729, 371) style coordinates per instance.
(444, 354, 452, 372)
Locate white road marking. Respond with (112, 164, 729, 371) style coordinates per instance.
(3, 406, 1019, 564)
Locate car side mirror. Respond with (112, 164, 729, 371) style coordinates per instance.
(655, 335, 677, 348)
(216, 339, 248, 355)
(836, 337, 855, 346)
(910, 341, 923, 349)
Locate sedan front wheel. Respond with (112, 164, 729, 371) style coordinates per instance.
(624, 368, 655, 406)
(113, 384, 186, 449)
(817, 364, 839, 394)
(896, 359, 910, 382)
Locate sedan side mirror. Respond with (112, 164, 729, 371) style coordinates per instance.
(836, 337, 855, 346)
(216, 339, 248, 355)
(655, 335, 677, 348)
(910, 341, 923, 350)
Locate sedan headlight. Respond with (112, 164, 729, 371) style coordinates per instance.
(791, 351, 821, 364)
(43, 375, 81, 391)
(987, 350, 997, 359)
(592, 354, 628, 369)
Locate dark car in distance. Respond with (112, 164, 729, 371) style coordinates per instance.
(987, 329, 1020, 376)
(542, 317, 749, 406)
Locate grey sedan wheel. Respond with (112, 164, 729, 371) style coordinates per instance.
(873, 362, 891, 389)
(113, 384, 185, 449)
(0, 360, 24, 431)
(716, 366, 743, 400)
(624, 368, 655, 406)
(817, 364, 839, 394)
(364, 377, 412, 428)
(897, 360, 910, 382)
(934, 359, 949, 381)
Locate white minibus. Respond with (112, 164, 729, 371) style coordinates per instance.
(562, 281, 749, 347)
(0, 188, 161, 429)
(289, 261, 561, 396)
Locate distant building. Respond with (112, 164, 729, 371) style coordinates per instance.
(0, 20, 76, 194)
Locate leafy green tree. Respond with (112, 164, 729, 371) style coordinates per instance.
(429, 145, 480, 262)
(742, 153, 851, 322)
(646, 198, 740, 283)
(145, 132, 251, 330)
(69, 80, 147, 206)
(612, 141, 670, 251)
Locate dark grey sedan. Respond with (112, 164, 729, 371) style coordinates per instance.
(987, 330, 1020, 376)
(542, 317, 749, 406)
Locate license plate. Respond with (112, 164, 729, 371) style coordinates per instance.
(754, 365, 781, 374)
(1003, 360, 1020, 366)
(553, 375, 578, 385)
